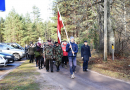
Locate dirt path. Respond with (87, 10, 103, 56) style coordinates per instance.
(36, 64, 130, 90)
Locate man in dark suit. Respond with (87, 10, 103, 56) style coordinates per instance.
(81, 41, 91, 71)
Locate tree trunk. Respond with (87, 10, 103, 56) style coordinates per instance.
(104, 0, 108, 61)
(97, 4, 104, 52)
(107, 0, 115, 56)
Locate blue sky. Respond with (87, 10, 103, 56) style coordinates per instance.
(0, 0, 54, 21)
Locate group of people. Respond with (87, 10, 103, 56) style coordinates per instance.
(25, 36, 91, 79)
(25, 42, 44, 69)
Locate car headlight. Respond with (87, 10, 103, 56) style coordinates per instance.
(6, 56, 11, 58)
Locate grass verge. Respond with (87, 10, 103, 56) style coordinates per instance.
(0, 60, 40, 90)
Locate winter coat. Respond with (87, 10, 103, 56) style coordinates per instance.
(43, 45, 54, 60)
(61, 43, 68, 56)
(81, 45, 91, 61)
(34, 46, 42, 57)
(28, 46, 34, 55)
(54, 45, 63, 66)
(66, 42, 78, 57)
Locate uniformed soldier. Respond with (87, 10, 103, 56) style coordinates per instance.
(43, 40, 54, 72)
(54, 42, 63, 72)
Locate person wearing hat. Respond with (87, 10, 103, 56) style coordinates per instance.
(81, 41, 91, 71)
(43, 40, 54, 72)
(53, 42, 63, 72)
(61, 40, 68, 68)
(34, 42, 43, 69)
(66, 36, 78, 79)
(28, 42, 35, 63)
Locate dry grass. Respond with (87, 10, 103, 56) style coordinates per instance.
(0, 60, 40, 90)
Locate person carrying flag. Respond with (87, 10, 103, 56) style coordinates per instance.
(66, 36, 78, 79)
(57, 6, 78, 78)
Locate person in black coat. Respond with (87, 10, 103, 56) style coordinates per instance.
(25, 44, 29, 59)
(28, 42, 35, 63)
(81, 41, 91, 71)
(34, 42, 43, 69)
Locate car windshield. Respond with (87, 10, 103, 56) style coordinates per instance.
(16, 43, 22, 48)
(6, 45, 15, 49)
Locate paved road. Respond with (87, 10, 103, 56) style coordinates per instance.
(0, 58, 26, 80)
(37, 64, 130, 90)
(1, 59, 130, 90)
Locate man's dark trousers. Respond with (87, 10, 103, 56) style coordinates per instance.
(39, 57, 44, 69)
(46, 59, 53, 71)
(29, 55, 34, 63)
(83, 60, 88, 70)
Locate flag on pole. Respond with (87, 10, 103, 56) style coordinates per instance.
(57, 6, 74, 56)
(57, 11, 63, 44)
(0, 0, 5, 11)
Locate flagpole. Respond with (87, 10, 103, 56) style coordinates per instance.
(57, 5, 74, 56)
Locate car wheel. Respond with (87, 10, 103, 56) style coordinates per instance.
(13, 54, 20, 60)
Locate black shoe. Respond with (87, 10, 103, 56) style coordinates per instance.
(46, 70, 49, 72)
(51, 70, 53, 72)
(57, 69, 59, 72)
(85, 69, 88, 72)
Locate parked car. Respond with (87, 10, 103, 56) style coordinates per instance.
(0, 55, 7, 66)
(0, 43, 25, 60)
(0, 52, 14, 63)
(6, 43, 24, 50)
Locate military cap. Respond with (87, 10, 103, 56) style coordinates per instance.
(55, 42, 58, 44)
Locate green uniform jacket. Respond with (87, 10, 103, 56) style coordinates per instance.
(43, 45, 54, 60)
(54, 45, 63, 62)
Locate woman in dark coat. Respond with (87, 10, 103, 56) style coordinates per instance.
(28, 42, 35, 63)
(34, 42, 43, 69)
(81, 41, 91, 71)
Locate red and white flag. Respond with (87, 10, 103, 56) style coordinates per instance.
(57, 11, 63, 44)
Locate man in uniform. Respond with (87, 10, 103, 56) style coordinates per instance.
(54, 42, 63, 72)
(43, 40, 54, 72)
